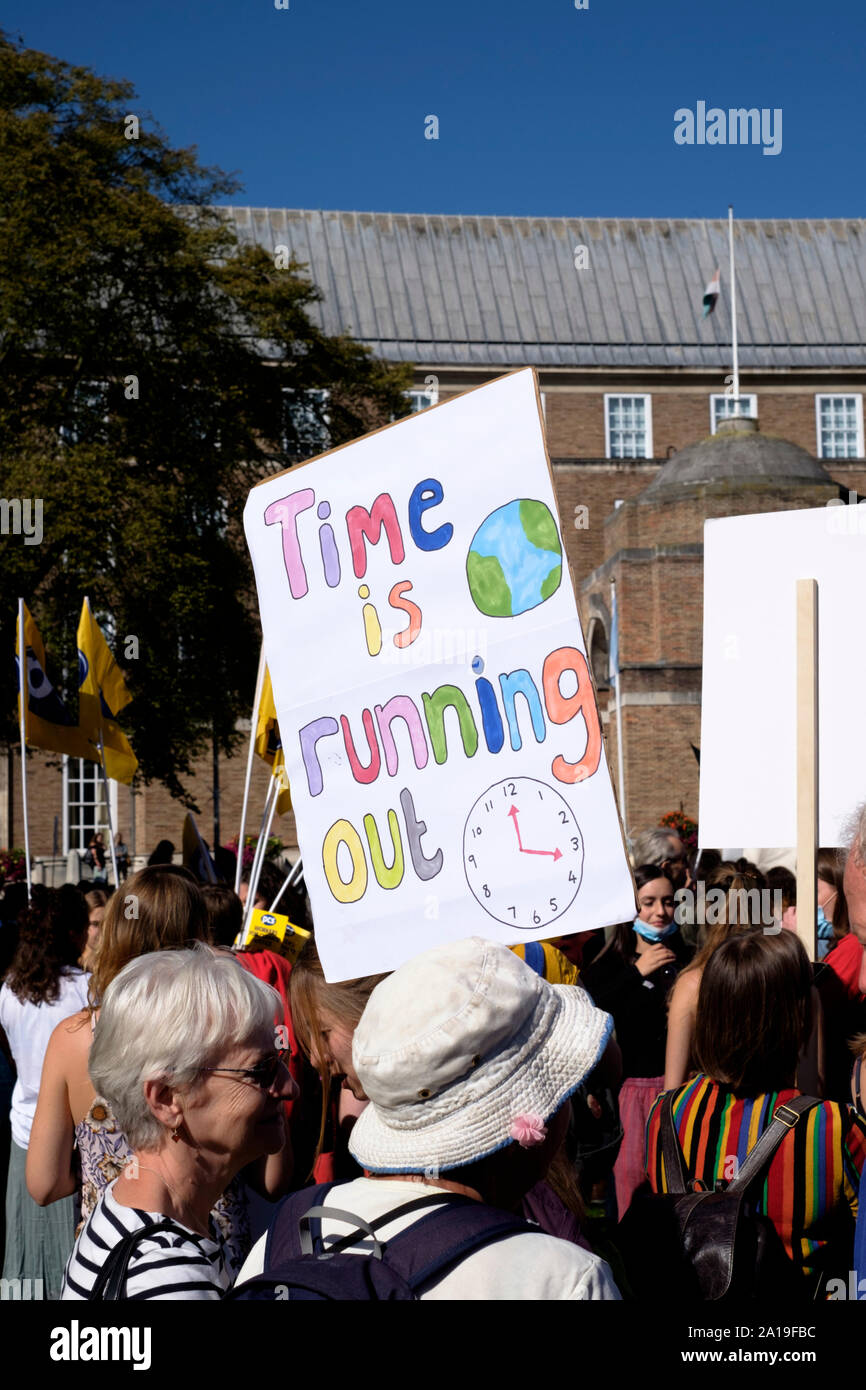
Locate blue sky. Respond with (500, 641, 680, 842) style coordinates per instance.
(5, 0, 864, 218)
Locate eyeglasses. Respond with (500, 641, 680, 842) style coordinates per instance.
(201, 1049, 290, 1091)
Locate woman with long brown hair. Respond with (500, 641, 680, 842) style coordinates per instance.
(28, 865, 293, 1276)
(0, 886, 90, 1298)
(27, 866, 209, 1223)
(289, 939, 387, 1182)
(646, 930, 866, 1293)
(663, 861, 768, 1091)
(580, 864, 692, 1218)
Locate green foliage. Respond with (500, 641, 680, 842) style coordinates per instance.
(0, 31, 412, 805)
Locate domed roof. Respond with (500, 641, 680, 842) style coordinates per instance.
(642, 417, 834, 499)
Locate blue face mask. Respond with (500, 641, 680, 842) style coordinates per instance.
(817, 906, 834, 939)
(633, 917, 677, 943)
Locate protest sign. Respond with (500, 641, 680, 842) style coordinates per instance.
(701, 504, 866, 849)
(244, 368, 635, 979)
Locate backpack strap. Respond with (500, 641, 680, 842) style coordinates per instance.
(276, 1187, 532, 1294)
(87, 1218, 189, 1301)
(378, 1198, 535, 1293)
(726, 1096, 820, 1194)
(266, 1183, 337, 1265)
(659, 1091, 690, 1195)
(301, 1192, 476, 1258)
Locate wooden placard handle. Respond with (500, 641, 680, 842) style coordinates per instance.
(796, 578, 818, 963)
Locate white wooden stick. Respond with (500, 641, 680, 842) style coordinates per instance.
(242, 775, 279, 934)
(796, 578, 818, 962)
(17, 599, 32, 902)
(234, 645, 267, 894)
(269, 854, 303, 914)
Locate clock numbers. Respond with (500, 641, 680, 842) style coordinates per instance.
(463, 777, 585, 931)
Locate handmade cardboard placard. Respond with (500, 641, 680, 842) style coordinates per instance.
(701, 504, 866, 849)
(244, 367, 635, 979)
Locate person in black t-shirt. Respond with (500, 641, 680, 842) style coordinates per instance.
(580, 864, 693, 1219)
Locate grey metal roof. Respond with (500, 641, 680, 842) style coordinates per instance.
(218, 209, 866, 371)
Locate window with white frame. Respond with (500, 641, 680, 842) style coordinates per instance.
(405, 385, 439, 413)
(710, 394, 757, 432)
(816, 395, 864, 459)
(605, 395, 653, 459)
(281, 388, 331, 455)
(63, 757, 114, 855)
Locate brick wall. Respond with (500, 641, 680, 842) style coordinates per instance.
(0, 743, 298, 862)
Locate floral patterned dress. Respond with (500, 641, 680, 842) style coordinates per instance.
(74, 1095, 250, 1278)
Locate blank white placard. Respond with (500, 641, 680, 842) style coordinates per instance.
(700, 503, 866, 848)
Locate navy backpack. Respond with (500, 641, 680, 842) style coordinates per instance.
(228, 1182, 534, 1301)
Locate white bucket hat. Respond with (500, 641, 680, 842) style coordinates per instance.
(348, 936, 612, 1174)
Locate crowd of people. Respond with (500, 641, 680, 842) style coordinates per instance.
(1, 810, 866, 1302)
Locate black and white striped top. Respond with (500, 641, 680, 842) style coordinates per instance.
(62, 1180, 229, 1300)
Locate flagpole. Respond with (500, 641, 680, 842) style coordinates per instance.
(17, 599, 33, 902)
(96, 730, 120, 887)
(610, 580, 627, 827)
(242, 775, 279, 934)
(234, 645, 267, 894)
(728, 204, 740, 409)
(269, 854, 304, 914)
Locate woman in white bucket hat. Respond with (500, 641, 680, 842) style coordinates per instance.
(236, 938, 621, 1299)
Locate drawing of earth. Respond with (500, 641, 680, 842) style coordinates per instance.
(466, 499, 562, 617)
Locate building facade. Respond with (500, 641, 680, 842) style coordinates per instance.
(4, 212, 865, 865)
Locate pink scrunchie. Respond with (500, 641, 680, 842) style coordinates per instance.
(509, 1113, 548, 1148)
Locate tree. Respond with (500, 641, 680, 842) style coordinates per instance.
(0, 31, 412, 804)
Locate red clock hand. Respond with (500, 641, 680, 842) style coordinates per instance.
(508, 804, 562, 860)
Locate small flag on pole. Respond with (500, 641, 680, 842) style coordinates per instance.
(16, 604, 94, 759)
(254, 667, 291, 816)
(702, 267, 721, 318)
(77, 598, 138, 784)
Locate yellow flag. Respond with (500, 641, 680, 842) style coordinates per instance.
(272, 753, 292, 817)
(16, 603, 95, 759)
(254, 667, 280, 761)
(255, 667, 291, 815)
(77, 598, 138, 785)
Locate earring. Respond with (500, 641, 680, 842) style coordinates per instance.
(170, 1123, 182, 1144)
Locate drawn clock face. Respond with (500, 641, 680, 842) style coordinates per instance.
(463, 776, 585, 930)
